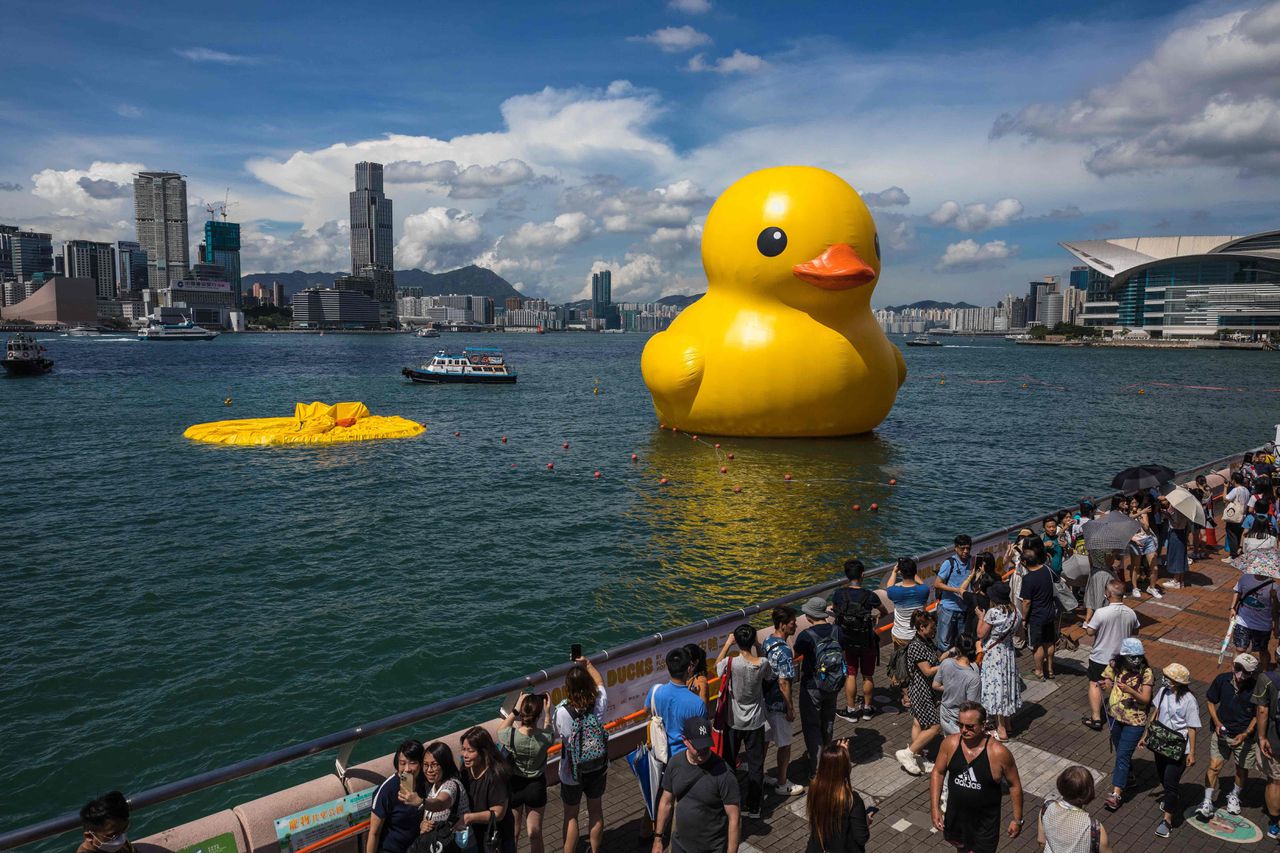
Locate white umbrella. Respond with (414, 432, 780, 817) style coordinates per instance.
(1164, 486, 1207, 527)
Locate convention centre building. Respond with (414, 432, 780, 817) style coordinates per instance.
(1061, 231, 1280, 336)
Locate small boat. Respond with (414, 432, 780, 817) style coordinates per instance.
(905, 335, 943, 347)
(415, 327, 441, 338)
(66, 324, 101, 337)
(138, 317, 219, 341)
(402, 348, 517, 384)
(2, 333, 53, 375)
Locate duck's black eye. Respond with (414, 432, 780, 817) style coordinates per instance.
(756, 227, 787, 257)
(874, 233, 881, 260)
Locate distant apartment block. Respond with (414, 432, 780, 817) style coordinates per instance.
(133, 171, 189, 288)
(63, 240, 117, 300)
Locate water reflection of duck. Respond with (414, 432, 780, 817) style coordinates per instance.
(641, 166, 906, 437)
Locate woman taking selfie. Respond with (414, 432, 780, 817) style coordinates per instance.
(368, 740, 426, 853)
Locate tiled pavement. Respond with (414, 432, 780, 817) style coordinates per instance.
(524, 543, 1272, 851)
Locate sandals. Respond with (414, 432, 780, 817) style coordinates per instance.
(1104, 793, 1122, 811)
(1082, 716, 1104, 731)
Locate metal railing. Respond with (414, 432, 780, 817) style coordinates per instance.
(0, 447, 1255, 851)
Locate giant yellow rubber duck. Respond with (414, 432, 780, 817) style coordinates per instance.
(641, 166, 906, 437)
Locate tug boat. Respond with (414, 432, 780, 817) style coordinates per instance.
(138, 317, 219, 341)
(401, 348, 517, 384)
(2, 333, 53, 375)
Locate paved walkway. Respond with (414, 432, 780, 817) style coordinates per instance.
(522, 544, 1268, 851)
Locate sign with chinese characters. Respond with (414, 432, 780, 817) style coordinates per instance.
(274, 788, 374, 853)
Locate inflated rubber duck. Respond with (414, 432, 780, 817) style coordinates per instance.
(641, 166, 906, 437)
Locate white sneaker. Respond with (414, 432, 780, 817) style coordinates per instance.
(895, 748, 922, 776)
(772, 780, 804, 796)
(920, 759, 936, 773)
(1146, 586, 1164, 599)
(1197, 796, 1215, 819)
(1227, 792, 1242, 815)
(1162, 580, 1184, 590)
(1131, 588, 1143, 599)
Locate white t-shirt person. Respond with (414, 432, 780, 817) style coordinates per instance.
(1084, 602, 1139, 665)
(1151, 687, 1201, 754)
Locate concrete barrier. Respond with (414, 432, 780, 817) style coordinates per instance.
(233, 776, 350, 853)
(136, 810, 247, 853)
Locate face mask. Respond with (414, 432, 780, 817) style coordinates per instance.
(97, 835, 127, 852)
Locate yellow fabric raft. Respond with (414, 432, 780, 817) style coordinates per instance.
(184, 401, 425, 446)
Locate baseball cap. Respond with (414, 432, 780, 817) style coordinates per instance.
(682, 716, 714, 750)
(1235, 653, 1259, 672)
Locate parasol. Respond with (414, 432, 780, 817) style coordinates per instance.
(1082, 512, 1142, 551)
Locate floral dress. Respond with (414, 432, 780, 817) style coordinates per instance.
(981, 607, 1023, 717)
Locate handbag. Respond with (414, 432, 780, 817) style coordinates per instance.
(646, 684, 670, 765)
(1225, 500, 1245, 524)
(1145, 689, 1188, 762)
(1053, 578, 1078, 614)
(711, 657, 734, 764)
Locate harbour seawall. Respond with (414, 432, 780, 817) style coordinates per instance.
(0, 449, 1258, 853)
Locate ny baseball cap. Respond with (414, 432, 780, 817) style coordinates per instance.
(682, 716, 714, 750)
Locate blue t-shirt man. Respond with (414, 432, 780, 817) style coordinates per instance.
(649, 678, 707, 757)
(936, 551, 973, 613)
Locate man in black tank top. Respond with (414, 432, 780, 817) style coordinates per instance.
(929, 702, 1024, 852)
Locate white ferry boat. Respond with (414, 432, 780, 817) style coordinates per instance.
(414, 327, 441, 338)
(138, 318, 219, 341)
(401, 347, 517, 384)
(66, 325, 101, 337)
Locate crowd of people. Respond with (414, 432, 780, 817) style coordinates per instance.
(72, 448, 1280, 853)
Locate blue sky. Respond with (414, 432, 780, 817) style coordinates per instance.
(2, 0, 1278, 305)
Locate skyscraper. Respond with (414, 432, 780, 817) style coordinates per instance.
(0, 224, 17, 281)
(203, 219, 242, 306)
(1069, 266, 1089, 290)
(349, 162, 395, 312)
(63, 240, 117, 299)
(11, 231, 53, 280)
(133, 172, 189, 288)
(271, 281, 285, 308)
(117, 241, 148, 294)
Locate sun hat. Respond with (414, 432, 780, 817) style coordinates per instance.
(1162, 663, 1191, 685)
(1119, 637, 1145, 656)
(1235, 653, 1259, 672)
(801, 597, 830, 621)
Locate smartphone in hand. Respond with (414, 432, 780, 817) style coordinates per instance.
(570, 643, 582, 661)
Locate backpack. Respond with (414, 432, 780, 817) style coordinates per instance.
(886, 643, 912, 688)
(835, 588, 877, 648)
(811, 630, 847, 693)
(560, 699, 608, 780)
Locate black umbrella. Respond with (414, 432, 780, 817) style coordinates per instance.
(1111, 464, 1176, 494)
(1083, 512, 1143, 550)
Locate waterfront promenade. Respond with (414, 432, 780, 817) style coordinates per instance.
(515, 545, 1258, 852)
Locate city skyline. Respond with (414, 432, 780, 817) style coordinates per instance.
(1, 1, 1278, 307)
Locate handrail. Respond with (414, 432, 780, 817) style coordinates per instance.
(0, 446, 1255, 851)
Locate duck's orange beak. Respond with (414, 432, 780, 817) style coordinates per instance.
(792, 243, 876, 291)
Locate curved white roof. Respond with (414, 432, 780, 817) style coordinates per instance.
(1059, 234, 1241, 277)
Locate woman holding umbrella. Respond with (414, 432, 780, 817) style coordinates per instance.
(1159, 486, 1205, 591)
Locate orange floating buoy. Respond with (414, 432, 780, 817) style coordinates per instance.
(939, 380, 946, 385)
(733, 485, 742, 493)
(594, 471, 601, 479)
(784, 473, 792, 481)
(1138, 389, 1146, 395)
(692, 434, 699, 441)
(659, 423, 666, 429)
(714, 443, 721, 449)
(563, 441, 570, 449)
(727, 452, 735, 460)
(852, 504, 861, 511)
(889, 478, 897, 485)
(672, 426, 679, 432)
(719, 466, 728, 474)
(869, 503, 879, 511)
(501, 436, 508, 443)
(659, 477, 669, 485)
(630, 453, 638, 462)
(546, 462, 554, 471)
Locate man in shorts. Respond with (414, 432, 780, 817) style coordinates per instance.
(833, 559, 888, 723)
(1080, 580, 1138, 730)
(761, 605, 804, 795)
(929, 702, 1024, 852)
(1199, 653, 1261, 818)
(1232, 570, 1277, 672)
(1017, 549, 1058, 680)
(932, 535, 974, 652)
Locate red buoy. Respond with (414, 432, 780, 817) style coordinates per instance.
(714, 443, 721, 449)
(563, 441, 570, 449)
(869, 503, 879, 511)
(454, 431, 460, 437)
(692, 434, 699, 441)
(718, 466, 727, 474)
(733, 485, 742, 493)
(889, 478, 897, 485)
(501, 436, 507, 443)
(727, 452, 735, 460)
(630, 453, 638, 462)
(594, 471, 601, 479)
(659, 477, 669, 485)
(784, 473, 793, 481)
(546, 462, 554, 471)
(852, 504, 861, 511)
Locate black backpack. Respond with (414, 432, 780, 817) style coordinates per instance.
(835, 588, 876, 648)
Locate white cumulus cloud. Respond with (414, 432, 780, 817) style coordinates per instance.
(634, 26, 713, 53)
(687, 50, 768, 74)
(928, 198, 1023, 231)
(504, 212, 593, 250)
(384, 158, 537, 198)
(861, 186, 910, 207)
(396, 208, 486, 270)
(936, 239, 1016, 271)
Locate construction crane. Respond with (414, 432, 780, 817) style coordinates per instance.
(204, 188, 238, 221)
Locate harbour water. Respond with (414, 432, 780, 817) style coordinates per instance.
(1, 332, 1275, 843)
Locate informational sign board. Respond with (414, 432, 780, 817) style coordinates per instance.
(176, 832, 238, 853)
(274, 788, 374, 853)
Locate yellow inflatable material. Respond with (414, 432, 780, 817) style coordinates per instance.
(641, 166, 906, 437)
(183, 401, 425, 446)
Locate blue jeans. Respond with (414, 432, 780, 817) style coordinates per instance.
(936, 607, 965, 651)
(1110, 721, 1144, 789)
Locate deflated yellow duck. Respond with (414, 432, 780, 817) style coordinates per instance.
(641, 166, 906, 437)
